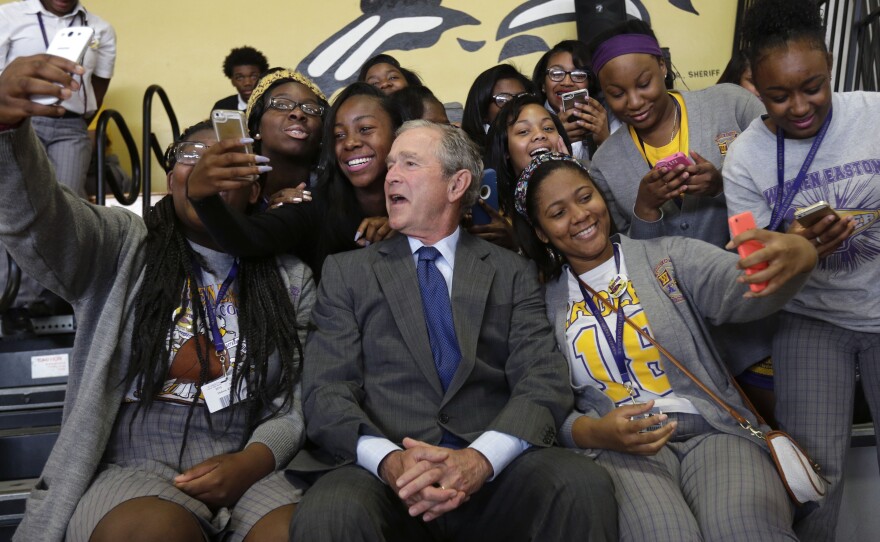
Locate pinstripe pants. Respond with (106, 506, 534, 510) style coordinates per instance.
(773, 311, 880, 542)
(66, 402, 301, 542)
(31, 115, 92, 199)
(595, 413, 796, 542)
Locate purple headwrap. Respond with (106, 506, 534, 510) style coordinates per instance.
(591, 33, 663, 76)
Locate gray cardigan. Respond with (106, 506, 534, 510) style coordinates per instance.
(544, 235, 809, 456)
(0, 121, 314, 542)
(589, 84, 765, 246)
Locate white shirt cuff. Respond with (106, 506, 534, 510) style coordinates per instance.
(356, 435, 402, 481)
(469, 431, 531, 481)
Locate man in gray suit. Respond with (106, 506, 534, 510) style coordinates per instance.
(288, 120, 617, 541)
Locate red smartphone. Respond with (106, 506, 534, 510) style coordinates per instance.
(728, 211, 768, 293)
(654, 151, 694, 170)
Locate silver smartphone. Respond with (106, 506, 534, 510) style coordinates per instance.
(31, 26, 95, 106)
(795, 201, 840, 228)
(560, 88, 589, 121)
(211, 109, 253, 154)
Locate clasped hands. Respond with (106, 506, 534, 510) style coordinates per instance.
(379, 437, 493, 522)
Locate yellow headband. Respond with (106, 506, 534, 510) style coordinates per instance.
(245, 69, 326, 124)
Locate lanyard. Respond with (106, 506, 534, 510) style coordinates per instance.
(36, 11, 86, 49)
(768, 108, 833, 232)
(571, 245, 630, 384)
(190, 258, 239, 363)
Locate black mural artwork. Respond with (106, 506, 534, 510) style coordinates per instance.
(295, 0, 699, 96)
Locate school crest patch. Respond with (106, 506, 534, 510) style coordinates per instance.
(715, 131, 739, 155)
(653, 258, 684, 303)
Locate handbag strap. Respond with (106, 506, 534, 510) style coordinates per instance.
(572, 273, 766, 440)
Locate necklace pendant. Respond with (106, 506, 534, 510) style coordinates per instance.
(608, 274, 628, 298)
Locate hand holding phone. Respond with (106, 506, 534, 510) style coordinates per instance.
(31, 27, 94, 106)
(470, 169, 499, 225)
(728, 211, 769, 293)
(561, 89, 589, 121)
(654, 152, 694, 170)
(795, 201, 840, 228)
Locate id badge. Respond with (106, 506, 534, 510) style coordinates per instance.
(202, 368, 248, 413)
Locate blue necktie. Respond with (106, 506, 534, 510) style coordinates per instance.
(417, 246, 461, 392)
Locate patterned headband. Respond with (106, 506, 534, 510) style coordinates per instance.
(513, 152, 588, 224)
(245, 69, 326, 124)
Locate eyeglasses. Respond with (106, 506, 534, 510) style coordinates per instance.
(232, 74, 260, 83)
(174, 141, 208, 165)
(267, 96, 324, 117)
(492, 91, 532, 108)
(546, 67, 590, 83)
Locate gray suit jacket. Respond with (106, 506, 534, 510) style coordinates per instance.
(544, 235, 809, 455)
(290, 232, 572, 471)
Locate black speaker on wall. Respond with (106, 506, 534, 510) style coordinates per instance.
(574, 0, 628, 45)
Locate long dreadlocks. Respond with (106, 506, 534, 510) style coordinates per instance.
(125, 122, 305, 466)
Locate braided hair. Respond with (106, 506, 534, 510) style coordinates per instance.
(741, 0, 826, 70)
(130, 122, 305, 466)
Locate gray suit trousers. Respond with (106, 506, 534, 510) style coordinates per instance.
(289, 447, 617, 541)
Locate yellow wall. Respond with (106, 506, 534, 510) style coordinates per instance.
(6, 0, 738, 191)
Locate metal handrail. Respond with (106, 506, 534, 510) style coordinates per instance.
(94, 109, 141, 206)
(142, 85, 180, 215)
(0, 251, 21, 314)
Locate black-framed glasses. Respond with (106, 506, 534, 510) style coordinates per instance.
(546, 67, 590, 83)
(492, 91, 532, 108)
(267, 96, 324, 117)
(174, 141, 208, 166)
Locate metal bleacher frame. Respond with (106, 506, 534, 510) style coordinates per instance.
(0, 85, 179, 539)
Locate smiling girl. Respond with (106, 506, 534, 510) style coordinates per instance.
(189, 83, 402, 282)
(510, 152, 815, 541)
(587, 21, 765, 247)
(723, 1, 880, 539)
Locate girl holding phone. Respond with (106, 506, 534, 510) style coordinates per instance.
(723, 1, 879, 539)
(510, 152, 815, 541)
(587, 21, 764, 247)
(188, 83, 401, 282)
(531, 40, 613, 163)
(1, 56, 313, 542)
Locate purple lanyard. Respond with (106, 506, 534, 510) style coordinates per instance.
(768, 108, 833, 232)
(571, 245, 629, 383)
(36, 11, 86, 49)
(191, 259, 239, 357)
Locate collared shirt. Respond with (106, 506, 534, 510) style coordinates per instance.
(0, 0, 117, 115)
(357, 227, 530, 482)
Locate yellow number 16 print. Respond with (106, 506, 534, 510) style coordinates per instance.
(571, 309, 673, 405)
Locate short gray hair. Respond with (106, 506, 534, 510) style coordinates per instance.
(396, 120, 483, 210)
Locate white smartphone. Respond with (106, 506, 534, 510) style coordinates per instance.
(212, 109, 253, 154)
(31, 26, 95, 106)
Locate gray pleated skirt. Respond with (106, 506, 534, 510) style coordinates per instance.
(66, 401, 301, 542)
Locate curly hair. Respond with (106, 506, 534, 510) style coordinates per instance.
(741, 0, 826, 69)
(222, 46, 269, 79)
